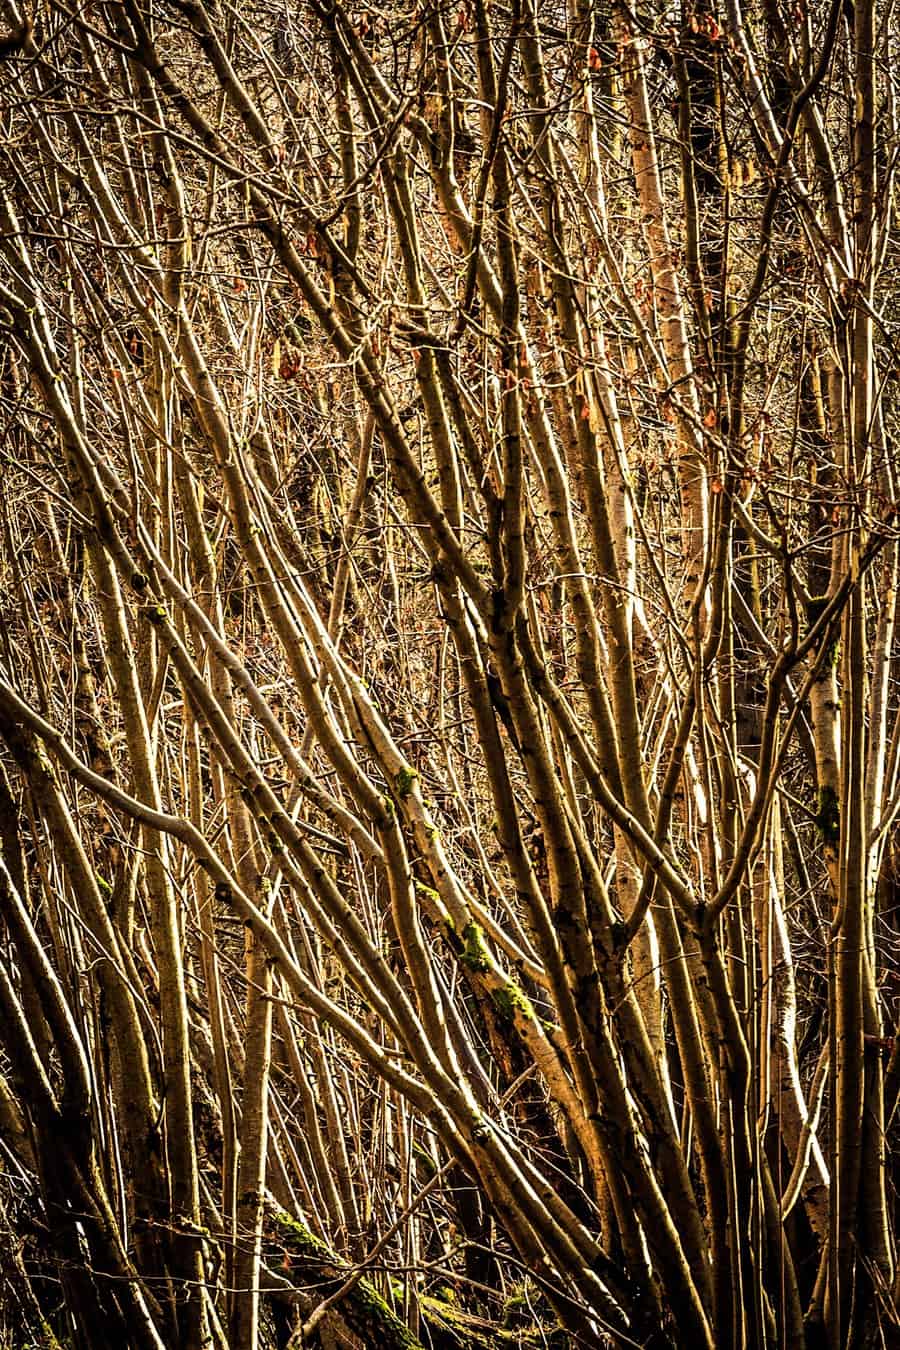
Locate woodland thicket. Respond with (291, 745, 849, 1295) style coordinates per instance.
(0, 0, 899, 1346)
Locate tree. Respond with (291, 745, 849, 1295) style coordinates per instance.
(0, 0, 898, 1345)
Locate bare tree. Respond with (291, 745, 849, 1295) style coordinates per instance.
(0, 0, 899, 1346)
